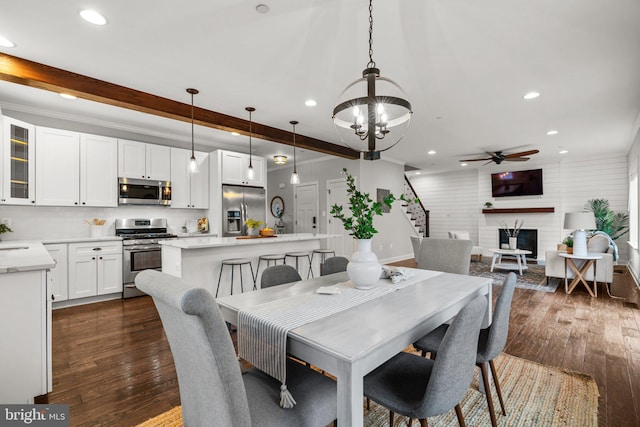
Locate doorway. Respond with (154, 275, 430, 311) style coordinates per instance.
(294, 182, 318, 234)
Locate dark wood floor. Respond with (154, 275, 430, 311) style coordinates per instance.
(45, 261, 640, 426)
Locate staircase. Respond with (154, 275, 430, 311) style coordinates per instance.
(403, 175, 429, 237)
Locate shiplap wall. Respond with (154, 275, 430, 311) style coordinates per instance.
(409, 154, 629, 262)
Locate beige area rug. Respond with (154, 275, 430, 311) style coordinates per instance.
(137, 353, 598, 427)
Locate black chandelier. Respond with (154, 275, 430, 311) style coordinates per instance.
(332, 0, 412, 160)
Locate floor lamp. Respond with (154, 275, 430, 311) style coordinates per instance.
(564, 212, 596, 257)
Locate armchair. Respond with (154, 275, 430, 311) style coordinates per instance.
(448, 231, 483, 261)
(545, 234, 614, 284)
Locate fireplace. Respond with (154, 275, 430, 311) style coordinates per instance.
(498, 229, 538, 259)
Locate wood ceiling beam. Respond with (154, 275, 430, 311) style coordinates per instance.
(0, 53, 360, 159)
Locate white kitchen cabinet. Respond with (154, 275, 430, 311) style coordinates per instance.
(170, 148, 209, 209)
(221, 150, 265, 186)
(1, 116, 36, 205)
(80, 134, 118, 206)
(36, 128, 118, 207)
(44, 243, 69, 302)
(118, 139, 171, 181)
(68, 242, 122, 299)
(0, 269, 50, 403)
(35, 127, 80, 206)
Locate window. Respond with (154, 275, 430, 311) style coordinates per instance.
(629, 161, 638, 248)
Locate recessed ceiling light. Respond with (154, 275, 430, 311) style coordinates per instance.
(256, 4, 270, 14)
(415, 171, 421, 175)
(59, 93, 77, 100)
(523, 91, 540, 100)
(559, 149, 568, 154)
(0, 36, 16, 48)
(427, 150, 436, 155)
(305, 99, 317, 107)
(231, 132, 240, 136)
(546, 130, 558, 135)
(80, 10, 107, 25)
(460, 163, 468, 167)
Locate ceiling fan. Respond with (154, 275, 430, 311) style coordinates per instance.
(460, 149, 539, 165)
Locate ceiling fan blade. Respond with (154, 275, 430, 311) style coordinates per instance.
(483, 160, 495, 166)
(505, 157, 530, 161)
(460, 158, 492, 162)
(504, 149, 539, 158)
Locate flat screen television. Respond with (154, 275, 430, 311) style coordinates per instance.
(491, 168, 543, 197)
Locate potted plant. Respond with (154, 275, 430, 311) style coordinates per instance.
(330, 168, 413, 289)
(0, 223, 12, 240)
(562, 236, 574, 254)
(586, 198, 629, 240)
(484, 202, 494, 209)
(244, 218, 264, 236)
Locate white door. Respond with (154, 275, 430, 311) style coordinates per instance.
(295, 183, 318, 234)
(80, 134, 118, 207)
(169, 147, 190, 208)
(190, 151, 210, 208)
(35, 127, 80, 206)
(118, 139, 146, 179)
(145, 144, 171, 181)
(327, 178, 354, 257)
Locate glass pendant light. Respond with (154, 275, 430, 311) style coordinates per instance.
(246, 107, 256, 181)
(186, 88, 199, 173)
(290, 120, 300, 185)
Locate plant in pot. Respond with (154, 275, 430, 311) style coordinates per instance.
(0, 223, 12, 240)
(330, 168, 414, 289)
(484, 202, 494, 209)
(244, 219, 264, 236)
(562, 236, 574, 254)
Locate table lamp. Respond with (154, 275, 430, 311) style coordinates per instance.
(563, 212, 596, 257)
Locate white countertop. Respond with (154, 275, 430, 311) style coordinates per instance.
(41, 236, 123, 244)
(160, 233, 331, 249)
(0, 241, 56, 274)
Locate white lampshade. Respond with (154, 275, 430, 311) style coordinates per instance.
(564, 212, 596, 257)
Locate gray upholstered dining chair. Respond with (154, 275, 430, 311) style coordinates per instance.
(413, 272, 517, 427)
(416, 237, 473, 274)
(136, 269, 337, 427)
(321, 256, 349, 276)
(363, 295, 488, 427)
(260, 265, 302, 288)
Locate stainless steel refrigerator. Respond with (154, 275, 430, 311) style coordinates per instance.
(221, 185, 266, 237)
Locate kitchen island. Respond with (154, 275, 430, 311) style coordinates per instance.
(0, 241, 55, 403)
(160, 233, 331, 296)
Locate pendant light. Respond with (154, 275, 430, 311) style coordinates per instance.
(186, 88, 199, 173)
(290, 120, 300, 185)
(246, 107, 256, 181)
(332, 0, 412, 160)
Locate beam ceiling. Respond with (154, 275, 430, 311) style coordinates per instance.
(0, 53, 359, 160)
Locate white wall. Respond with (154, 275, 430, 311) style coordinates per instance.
(409, 155, 629, 262)
(627, 126, 640, 281)
(0, 205, 207, 241)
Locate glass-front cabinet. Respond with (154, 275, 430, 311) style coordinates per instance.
(1, 116, 36, 204)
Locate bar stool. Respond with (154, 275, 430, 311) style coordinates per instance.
(255, 254, 286, 287)
(215, 258, 255, 298)
(310, 249, 336, 276)
(285, 251, 314, 279)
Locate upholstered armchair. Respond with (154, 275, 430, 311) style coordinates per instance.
(544, 234, 614, 284)
(448, 231, 483, 261)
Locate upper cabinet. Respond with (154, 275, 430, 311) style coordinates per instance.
(1, 116, 36, 205)
(170, 148, 209, 209)
(118, 139, 171, 181)
(35, 127, 118, 207)
(220, 150, 265, 187)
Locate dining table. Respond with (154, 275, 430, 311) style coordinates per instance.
(216, 268, 493, 426)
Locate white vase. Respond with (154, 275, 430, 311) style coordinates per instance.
(347, 239, 382, 290)
(247, 228, 259, 236)
(508, 237, 517, 249)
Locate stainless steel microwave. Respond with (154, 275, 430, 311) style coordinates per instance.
(118, 177, 171, 206)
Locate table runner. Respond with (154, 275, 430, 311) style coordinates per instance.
(237, 269, 443, 407)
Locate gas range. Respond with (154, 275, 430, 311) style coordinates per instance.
(115, 218, 177, 245)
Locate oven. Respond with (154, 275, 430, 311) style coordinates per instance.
(116, 218, 177, 298)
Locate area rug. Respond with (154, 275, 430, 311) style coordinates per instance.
(137, 353, 598, 427)
(469, 258, 559, 292)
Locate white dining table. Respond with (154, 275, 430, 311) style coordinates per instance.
(216, 269, 492, 426)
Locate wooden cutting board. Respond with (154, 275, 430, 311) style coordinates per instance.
(236, 235, 278, 239)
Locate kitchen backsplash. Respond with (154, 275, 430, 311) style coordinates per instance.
(0, 205, 209, 241)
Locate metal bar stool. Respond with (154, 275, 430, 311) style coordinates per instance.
(310, 248, 336, 276)
(255, 254, 286, 287)
(285, 252, 314, 279)
(215, 258, 255, 298)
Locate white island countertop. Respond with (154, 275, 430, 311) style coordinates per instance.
(160, 233, 331, 250)
(0, 241, 56, 274)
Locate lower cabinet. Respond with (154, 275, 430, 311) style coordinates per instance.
(68, 242, 123, 299)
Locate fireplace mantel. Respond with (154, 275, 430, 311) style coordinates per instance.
(483, 207, 555, 214)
